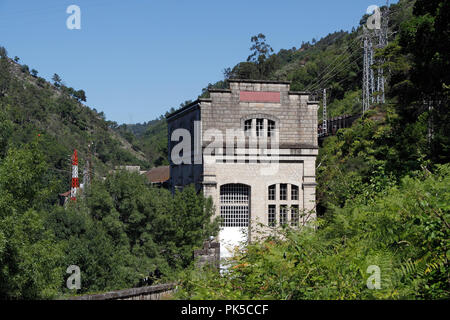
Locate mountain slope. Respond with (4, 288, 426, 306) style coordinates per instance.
(0, 50, 150, 193)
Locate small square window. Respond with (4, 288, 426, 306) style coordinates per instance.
(280, 206, 288, 225)
(268, 205, 276, 227)
(291, 205, 299, 227)
(291, 185, 299, 201)
(268, 185, 276, 201)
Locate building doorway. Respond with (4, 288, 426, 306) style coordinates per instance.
(219, 183, 250, 269)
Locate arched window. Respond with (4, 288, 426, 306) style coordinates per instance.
(220, 184, 250, 227)
(242, 116, 278, 138)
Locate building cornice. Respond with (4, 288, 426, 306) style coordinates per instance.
(228, 79, 291, 85)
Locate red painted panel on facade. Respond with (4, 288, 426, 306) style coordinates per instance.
(239, 91, 280, 103)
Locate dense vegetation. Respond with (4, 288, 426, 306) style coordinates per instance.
(175, 0, 449, 299)
(0, 0, 448, 300)
(177, 164, 449, 299)
(116, 117, 169, 167)
(0, 139, 218, 299)
(0, 42, 219, 298)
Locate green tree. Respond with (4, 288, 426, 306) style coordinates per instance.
(0, 144, 64, 299)
(247, 33, 274, 64)
(52, 73, 62, 87)
(20, 64, 29, 74)
(390, 0, 450, 165)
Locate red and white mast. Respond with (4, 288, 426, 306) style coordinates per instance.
(71, 149, 79, 201)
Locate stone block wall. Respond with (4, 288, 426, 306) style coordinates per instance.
(200, 80, 317, 149)
(193, 240, 220, 269)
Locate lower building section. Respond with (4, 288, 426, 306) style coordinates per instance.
(202, 152, 317, 262)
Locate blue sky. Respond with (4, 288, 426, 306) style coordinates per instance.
(0, 0, 397, 124)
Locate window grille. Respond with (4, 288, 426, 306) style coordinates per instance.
(268, 184, 276, 201)
(280, 206, 287, 225)
(291, 205, 299, 227)
(268, 205, 276, 227)
(291, 185, 299, 201)
(220, 205, 249, 227)
(220, 184, 250, 227)
(280, 184, 287, 201)
(220, 184, 249, 204)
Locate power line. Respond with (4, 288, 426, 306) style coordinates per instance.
(322, 88, 327, 135)
(305, 35, 362, 90)
(306, 38, 362, 91)
(305, 36, 362, 91)
(308, 54, 362, 93)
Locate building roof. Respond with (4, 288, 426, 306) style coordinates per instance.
(165, 99, 210, 119)
(145, 165, 170, 183)
(227, 78, 291, 84)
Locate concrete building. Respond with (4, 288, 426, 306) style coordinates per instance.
(166, 79, 319, 260)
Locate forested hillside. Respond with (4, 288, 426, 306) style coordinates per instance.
(0, 52, 150, 192)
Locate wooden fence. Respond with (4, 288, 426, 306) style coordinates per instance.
(67, 283, 177, 300)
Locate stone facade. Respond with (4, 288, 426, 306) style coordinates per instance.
(166, 79, 318, 253)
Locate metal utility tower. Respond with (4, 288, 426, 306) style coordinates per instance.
(82, 160, 89, 189)
(82, 142, 93, 189)
(376, 0, 389, 104)
(71, 149, 79, 201)
(363, 1, 389, 113)
(362, 33, 372, 114)
(369, 39, 375, 104)
(322, 88, 327, 135)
